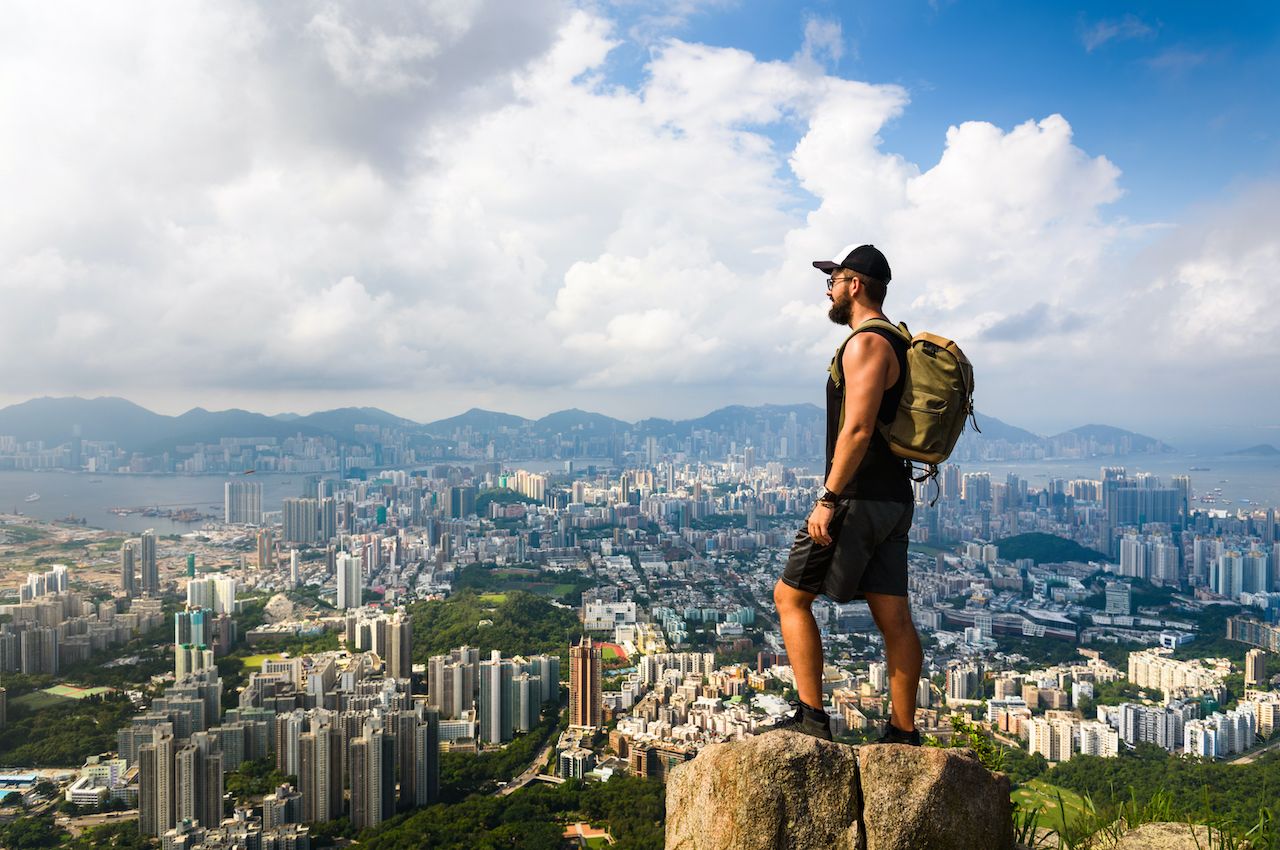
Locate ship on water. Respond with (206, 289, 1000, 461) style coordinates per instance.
(24, 493, 40, 502)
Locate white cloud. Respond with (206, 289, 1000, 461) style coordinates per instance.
(1081, 14, 1155, 52)
(0, 1, 1275, 437)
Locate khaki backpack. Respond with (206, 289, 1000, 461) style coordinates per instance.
(830, 318, 978, 488)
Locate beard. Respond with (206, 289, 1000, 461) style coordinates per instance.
(827, 296, 853, 326)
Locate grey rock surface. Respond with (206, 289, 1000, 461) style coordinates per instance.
(1108, 822, 1221, 849)
(665, 731, 861, 850)
(857, 744, 1014, 850)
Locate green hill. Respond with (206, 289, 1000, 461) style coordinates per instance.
(995, 533, 1107, 565)
(407, 589, 581, 663)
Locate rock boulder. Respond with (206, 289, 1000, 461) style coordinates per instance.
(858, 743, 1013, 850)
(665, 734, 1015, 850)
(665, 732, 861, 850)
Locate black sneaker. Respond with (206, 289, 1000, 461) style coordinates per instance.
(874, 721, 921, 746)
(764, 700, 833, 740)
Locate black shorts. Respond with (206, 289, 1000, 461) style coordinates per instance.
(779, 499, 913, 603)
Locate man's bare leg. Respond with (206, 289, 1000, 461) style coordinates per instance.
(865, 591, 922, 731)
(773, 580, 824, 708)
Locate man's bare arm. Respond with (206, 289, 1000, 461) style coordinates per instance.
(824, 332, 896, 495)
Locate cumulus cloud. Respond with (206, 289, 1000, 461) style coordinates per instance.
(0, 0, 1275, 435)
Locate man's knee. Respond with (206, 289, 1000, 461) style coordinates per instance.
(773, 580, 814, 611)
(867, 595, 915, 636)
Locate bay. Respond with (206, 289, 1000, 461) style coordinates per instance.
(0, 471, 306, 535)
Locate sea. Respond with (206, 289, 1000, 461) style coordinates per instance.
(0, 471, 306, 535)
(0, 451, 1277, 536)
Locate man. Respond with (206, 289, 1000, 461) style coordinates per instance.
(770, 243, 922, 744)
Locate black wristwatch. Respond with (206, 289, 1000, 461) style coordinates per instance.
(817, 488, 841, 506)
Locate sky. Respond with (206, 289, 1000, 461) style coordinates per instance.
(1, 0, 1277, 446)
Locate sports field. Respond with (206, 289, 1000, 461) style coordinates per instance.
(43, 684, 114, 699)
(597, 642, 628, 662)
(241, 653, 287, 671)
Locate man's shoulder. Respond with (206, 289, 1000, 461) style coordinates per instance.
(844, 326, 897, 359)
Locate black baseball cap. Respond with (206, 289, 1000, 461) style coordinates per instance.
(813, 243, 892, 283)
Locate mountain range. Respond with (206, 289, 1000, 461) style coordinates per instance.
(0, 395, 1176, 456)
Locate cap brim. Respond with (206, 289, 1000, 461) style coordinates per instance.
(812, 260, 838, 273)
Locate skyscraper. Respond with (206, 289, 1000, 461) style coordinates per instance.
(320, 497, 338, 544)
(120, 542, 136, 597)
(569, 636, 602, 729)
(479, 651, 514, 743)
(337, 552, 362, 610)
(349, 722, 395, 831)
(139, 724, 175, 837)
(140, 529, 158, 594)
(290, 549, 300, 588)
(1246, 649, 1268, 689)
(299, 720, 343, 825)
(257, 529, 274, 570)
(414, 709, 441, 806)
(282, 498, 319, 546)
(224, 480, 263, 524)
(387, 613, 413, 681)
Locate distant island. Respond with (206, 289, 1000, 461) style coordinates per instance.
(1227, 444, 1280, 457)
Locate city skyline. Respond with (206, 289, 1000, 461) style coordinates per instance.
(1, 2, 1277, 438)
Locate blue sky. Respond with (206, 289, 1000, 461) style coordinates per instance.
(612, 0, 1280, 222)
(2, 0, 1279, 445)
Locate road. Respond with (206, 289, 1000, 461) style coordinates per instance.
(1227, 735, 1280, 764)
(497, 736, 559, 797)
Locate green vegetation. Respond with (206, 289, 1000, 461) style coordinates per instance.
(1045, 745, 1280, 839)
(226, 757, 293, 803)
(0, 524, 45, 544)
(360, 775, 663, 850)
(0, 814, 66, 850)
(995, 635, 1086, 667)
(1076, 679, 1163, 716)
(453, 563, 593, 606)
(440, 706, 561, 800)
(407, 590, 581, 663)
(994, 532, 1107, 565)
(1011, 779, 1091, 831)
(62, 821, 149, 850)
(0, 692, 134, 767)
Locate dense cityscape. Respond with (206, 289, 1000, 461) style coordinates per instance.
(0, 403, 1277, 848)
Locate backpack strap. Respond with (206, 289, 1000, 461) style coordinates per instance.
(828, 319, 910, 388)
(829, 318, 912, 440)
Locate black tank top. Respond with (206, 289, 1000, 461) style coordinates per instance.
(825, 325, 913, 502)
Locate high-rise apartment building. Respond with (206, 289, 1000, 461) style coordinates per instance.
(140, 529, 158, 594)
(282, 498, 319, 546)
(349, 723, 395, 831)
(256, 529, 274, 570)
(174, 741, 223, 829)
(337, 552, 362, 611)
(320, 497, 338, 544)
(386, 613, 413, 681)
(569, 636, 602, 729)
(478, 651, 514, 743)
(139, 725, 175, 837)
(120, 543, 136, 596)
(299, 721, 343, 825)
(1246, 649, 1268, 689)
(224, 481, 263, 525)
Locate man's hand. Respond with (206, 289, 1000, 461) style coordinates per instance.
(807, 502, 836, 546)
